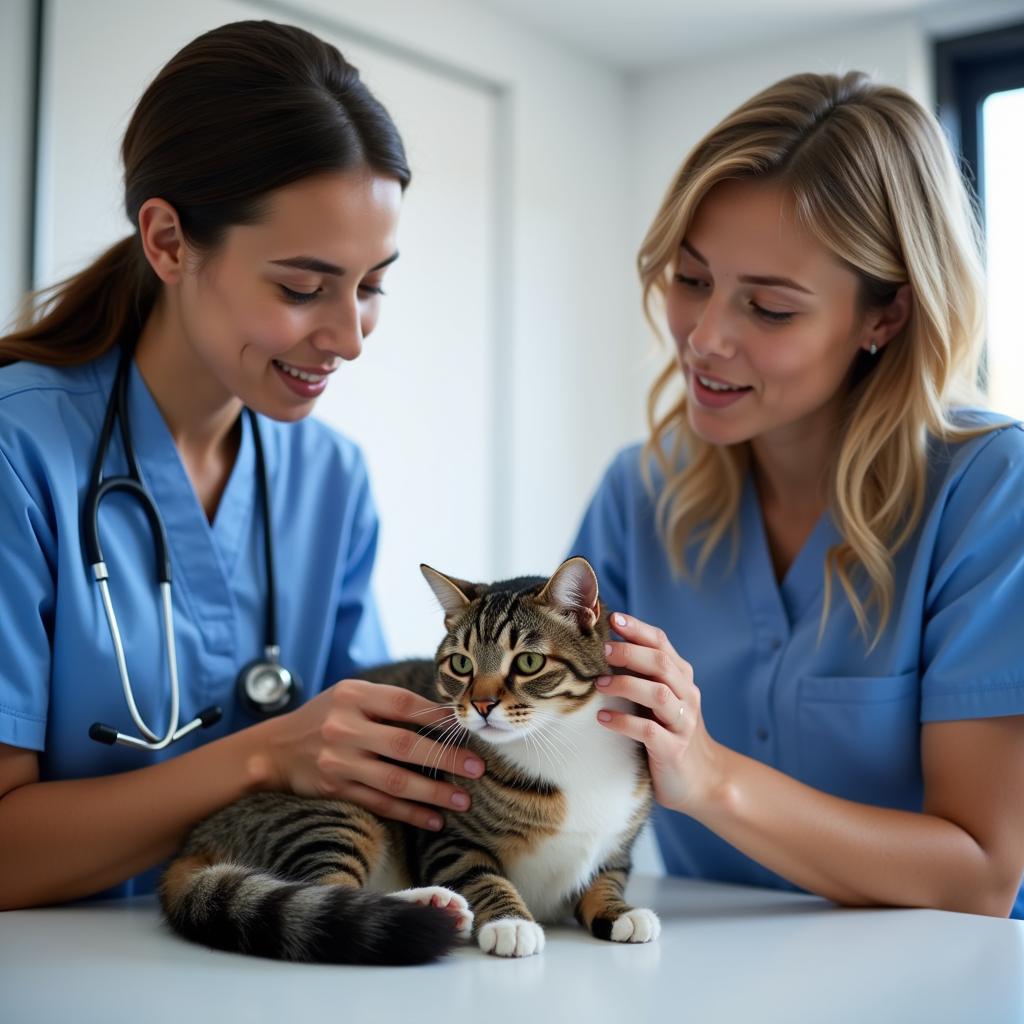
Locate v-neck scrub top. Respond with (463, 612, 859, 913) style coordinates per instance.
(568, 414, 1024, 918)
(0, 350, 389, 897)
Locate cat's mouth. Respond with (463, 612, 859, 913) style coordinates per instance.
(466, 719, 521, 743)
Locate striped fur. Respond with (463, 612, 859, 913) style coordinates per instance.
(159, 795, 459, 964)
(160, 557, 657, 962)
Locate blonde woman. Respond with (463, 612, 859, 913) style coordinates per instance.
(570, 71, 1024, 918)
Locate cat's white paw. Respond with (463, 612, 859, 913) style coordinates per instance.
(609, 908, 661, 943)
(478, 917, 546, 957)
(391, 886, 474, 938)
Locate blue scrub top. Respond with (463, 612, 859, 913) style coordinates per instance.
(0, 349, 389, 897)
(569, 413, 1024, 918)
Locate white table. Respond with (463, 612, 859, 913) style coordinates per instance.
(1, 875, 1021, 1023)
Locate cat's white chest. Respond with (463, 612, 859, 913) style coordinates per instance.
(500, 706, 645, 922)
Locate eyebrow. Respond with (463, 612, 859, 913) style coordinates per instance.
(269, 251, 400, 276)
(681, 240, 812, 294)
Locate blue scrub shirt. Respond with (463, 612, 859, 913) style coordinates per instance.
(0, 349, 389, 897)
(569, 414, 1024, 918)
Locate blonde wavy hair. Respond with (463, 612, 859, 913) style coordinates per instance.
(639, 70, 996, 650)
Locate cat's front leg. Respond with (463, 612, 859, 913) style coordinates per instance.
(575, 867, 661, 943)
(416, 839, 544, 957)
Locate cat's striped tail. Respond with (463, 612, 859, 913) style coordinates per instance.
(159, 860, 459, 965)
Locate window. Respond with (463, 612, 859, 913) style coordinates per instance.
(937, 24, 1024, 420)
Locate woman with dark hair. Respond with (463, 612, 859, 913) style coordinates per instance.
(0, 20, 483, 910)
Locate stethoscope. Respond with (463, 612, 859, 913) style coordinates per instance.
(84, 344, 301, 750)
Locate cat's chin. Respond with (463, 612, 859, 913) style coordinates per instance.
(466, 722, 530, 745)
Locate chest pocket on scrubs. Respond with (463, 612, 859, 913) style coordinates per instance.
(796, 671, 921, 809)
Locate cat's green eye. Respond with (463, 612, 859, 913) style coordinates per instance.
(449, 654, 474, 676)
(514, 652, 546, 675)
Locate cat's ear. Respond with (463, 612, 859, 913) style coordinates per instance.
(421, 565, 477, 626)
(537, 556, 600, 630)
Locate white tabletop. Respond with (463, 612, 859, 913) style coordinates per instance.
(1, 874, 1021, 1024)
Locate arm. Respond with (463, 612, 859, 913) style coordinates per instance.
(0, 729, 270, 910)
(694, 715, 1024, 916)
(0, 680, 486, 910)
(597, 615, 1024, 917)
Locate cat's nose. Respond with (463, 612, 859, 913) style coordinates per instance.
(471, 697, 498, 721)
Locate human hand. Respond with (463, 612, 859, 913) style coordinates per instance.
(260, 678, 485, 831)
(595, 613, 722, 814)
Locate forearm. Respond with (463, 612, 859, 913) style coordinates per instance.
(0, 721, 278, 910)
(691, 743, 1006, 916)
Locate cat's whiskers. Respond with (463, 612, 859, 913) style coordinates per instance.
(414, 708, 459, 736)
(532, 729, 568, 775)
(425, 715, 465, 760)
(531, 723, 571, 773)
(524, 720, 565, 770)
(554, 725, 583, 760)
(531, 706, 567, 742)
(409, 709, 459, 761)
(523, 731, 547, 774)
(414, 716, 461, 773)
(406, 703, 458, 719)
(508, 716, 565, 776)
(425, 717, 471, 778)
(532, 710, 586, 773)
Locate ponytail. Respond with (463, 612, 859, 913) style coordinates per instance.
(1, 236, 156, 368)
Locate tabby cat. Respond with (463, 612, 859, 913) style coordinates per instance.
(159, 556, 657, 964)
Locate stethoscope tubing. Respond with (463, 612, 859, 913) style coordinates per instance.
(93, 573, 179, 746)
(83, 345, 294, 750)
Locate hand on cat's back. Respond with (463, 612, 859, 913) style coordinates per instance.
(594, 613, 723, 815)
(254, 676, 486, 831)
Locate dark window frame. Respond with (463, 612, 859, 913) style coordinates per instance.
(935, 22, 1024, 207)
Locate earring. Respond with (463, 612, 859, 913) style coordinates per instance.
(869, 342, 878, 356)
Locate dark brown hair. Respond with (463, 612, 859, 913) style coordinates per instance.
(1, 19, 410, 367)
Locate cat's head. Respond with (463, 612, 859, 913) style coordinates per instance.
(420, 557, 609, 744)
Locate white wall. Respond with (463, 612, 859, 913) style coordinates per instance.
(628, 16, 931, 238)
(622, 15, 936, 423)
(263, 0, 638, 570)
(923, 0, 1024, 38)
(0, 0, 35, 334)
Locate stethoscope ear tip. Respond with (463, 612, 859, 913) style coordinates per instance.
(89, 722, 119, 745)
(198, 705, 223, 728)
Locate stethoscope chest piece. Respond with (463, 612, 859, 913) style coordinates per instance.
(236, 646, 302, 717)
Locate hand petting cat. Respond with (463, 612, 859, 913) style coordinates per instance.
(596, 614, 723, 816)
(259, 676, 485, 832)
